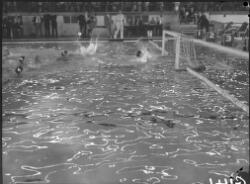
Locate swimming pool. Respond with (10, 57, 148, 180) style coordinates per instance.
(2, 41, 249, 184)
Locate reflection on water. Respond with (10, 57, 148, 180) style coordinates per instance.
(2, 42, 249, 184)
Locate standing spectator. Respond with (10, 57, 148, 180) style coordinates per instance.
(7, 16, 14, 39)
(104, 13, 113, 38)
(179, 6, 186, 24)
(14, 16, 23, 38)
(77, 14, 86, 38)
(197, 12, 210, 38)
(51, 15, 58, 37)
(147, 17, 155, 39)
(188, 7, 195, 23)
(89, 13, 97, 37)
(44, 14, 50, 37)
(149, 17, 156, 36)
(194, 11, 199, 24)
(85, 12, 91, 38)
(114, 10, 126, 39)
(2, 16, 8, 38)
(33, 15, 43, 37)
(155, 16, 162, 36)
(13, 16, 19, 38)
(136, 17, 143, 36)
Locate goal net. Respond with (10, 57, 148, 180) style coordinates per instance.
(162, 30, 204, 71)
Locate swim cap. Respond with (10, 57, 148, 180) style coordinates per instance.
(15, 65, 23, 74)
(136, 50, 142, 57)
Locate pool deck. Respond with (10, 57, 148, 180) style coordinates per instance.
(2, 36, 162, 43)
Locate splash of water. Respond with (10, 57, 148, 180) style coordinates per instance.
(76, 35, 98, 56)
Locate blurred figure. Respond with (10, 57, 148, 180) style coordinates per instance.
(155, 16, 162, 36)
(6, 16, 14, 39)
(15, 57, 25, 75)
(16, 16, 23, 38)
(77, 14, 86, 38)
(86, 12, 91, 38)
(89, 13, 97, 37)
(13, 16, 19, 38)
(197, 12, 210, 38)
(33, 15, 43, 37)
(136, 17, 143, 36)
(179, 6, 186, 24)
(148, 17, 156, 37)
(44, 14, 51, 37)
(188, 7, 195, 24)
(114, 10, 125, 39)
(2, 16, 8, 38)
(104, 13, 113, 38)
(147, 17, 154, 39)
(51, 15, 58, 37)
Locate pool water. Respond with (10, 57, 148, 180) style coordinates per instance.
(195, 45, 249, 105)
(2, 42, 249, 184)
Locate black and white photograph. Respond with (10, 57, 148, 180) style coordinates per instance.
(2, 1, 249, 184)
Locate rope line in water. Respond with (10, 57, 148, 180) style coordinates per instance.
(192, 39, 249, 59)
(2, 39, 145, 45)
(187, 67, 249, 114)
(150, 34, 249, 114)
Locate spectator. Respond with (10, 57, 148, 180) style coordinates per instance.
(105, 13, 113, 38)
(148, 17, 156, 37)
(136, 17, 144, 36)
(114, 10, 126, 39)
(179, 6, 186, 24)
(90, 13, 97, 37)
(155, 16, 162, 36)
(51, 15, 58, 37)
(33, 15, 43, 37)
(14, 16, 23, 38)
(13, 16, 19, 38)
(7, 16, 14, 39)
(85, 13, 91, 38)
(2, 16, 8, 38)
(188, 7, 195, 23)
(77, 14, 86, 38)
(197, 12, 210, 37)
(86, 12, 96, 38)
(44, 14, 50, 37)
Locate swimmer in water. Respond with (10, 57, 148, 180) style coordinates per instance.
(134, 46, 153, 63)
(56, 50, 69, 62)
(61, 50, 68, 57)
(15, 57, 25, 75)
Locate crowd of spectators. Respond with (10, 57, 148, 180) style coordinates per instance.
(3, 2, 174, 13)
(2, 2, 247, 39)
(178, 1, 247, 25)
(2, 16, 23, 39)
(3, 2, 247, 13)
(124, 16, 162, 37)
(77, 12, 97, 38)
(2, 14, 59, 39)
(103, 12, 163, 39)
(32, 14, 58, 38)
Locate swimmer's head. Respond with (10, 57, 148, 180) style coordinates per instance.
(136, 50, 142, 57)
(61, 50, 68, 57)
(15, 65, 23, 74)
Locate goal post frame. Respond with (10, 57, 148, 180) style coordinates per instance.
(162, 30, 181, 70)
